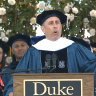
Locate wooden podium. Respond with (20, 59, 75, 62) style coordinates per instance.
(13, 73, 94, 96)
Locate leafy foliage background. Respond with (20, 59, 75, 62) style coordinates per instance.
(0, 0, 96, 42)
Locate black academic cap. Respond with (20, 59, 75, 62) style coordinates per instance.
(0, 39, 9, 53)
(36, 10, 67, 25)
(70, 37, 91, 50)
(8, 34, 31, 47)
(91, 42, 96, 48)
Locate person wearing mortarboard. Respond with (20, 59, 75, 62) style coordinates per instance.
(8, 33, 31, 62)
(2, 34, 41, 96)
(32, 10, 96, 73)
(0, 39, 9, 96)
(3, 10, 96, 96)
(2, 34, 31, 71)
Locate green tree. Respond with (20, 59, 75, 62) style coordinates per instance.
(0, 0, 96, 42)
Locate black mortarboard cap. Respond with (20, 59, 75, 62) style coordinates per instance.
(70, 36, 91, 50)
(0, 39, 9, 53)
(8, 34, 31, 47)
(36, 10, 67, 25)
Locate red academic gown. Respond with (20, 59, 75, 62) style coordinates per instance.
(0, 75, 4, 96)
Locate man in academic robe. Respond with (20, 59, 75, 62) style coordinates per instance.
(4, 10, 96, 96)
(2, 34, 41, 96)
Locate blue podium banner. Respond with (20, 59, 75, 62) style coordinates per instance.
(24, 79, 82, 96)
